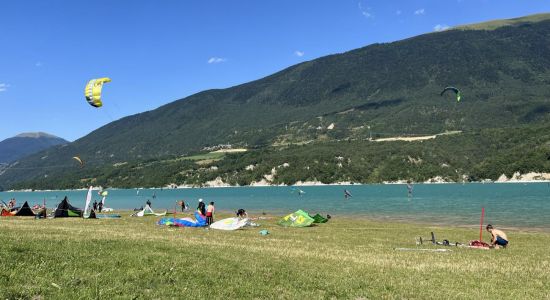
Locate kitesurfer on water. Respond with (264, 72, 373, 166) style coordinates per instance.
(486, 224, 508, 249)
(344, 189, 352, 199)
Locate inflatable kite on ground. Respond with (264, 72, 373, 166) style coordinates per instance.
(131, 204, 167, 217)
(158, 212, 206, 227)
(440, 86, 461, 102)
(210, 217, 249, 231)
(310, 213, 329, 223)
(96, 214, 121, 219)
(1, 208, 15, 216)
(278, 210, 315, 227)
(84, 77, 111, 108)
(53, 197, 83, 218)
(14, 201, 36, 217)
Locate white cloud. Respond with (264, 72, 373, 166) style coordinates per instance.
(207, 57, 227, 64)
(414, 8, 425, 15)
(294, 50, 304, 57)
(358, 2, 373, 18)
(0, 83, 9, 92)
(35, 62, 43, 67)
(396, 10, 402, 15)
(434, 24, 450, 32)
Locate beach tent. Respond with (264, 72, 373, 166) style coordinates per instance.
(14, 201, 36, 217)
(210, 217, 249, 231)
(158, 212, 206, 227)
(53, 197, 83, 218)
(278, 210, 315, 227)
(310, 213, 329, 223)
(131, 204, 166, 217)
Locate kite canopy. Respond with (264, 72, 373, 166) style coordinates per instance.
(310, 213, 329, 224)
(132, 204, 166, 217)
(1, 208, 15, 216)
(73, 156, 84, 168)
(53, 197, 83, 218)
(14, 201, 36, 217)
(158, 212, 206, 227)
(210, 217, 249, 231)
(84, 77, 111, 108)
(278, 210, 315, 227)
(440, 86, 461, 102)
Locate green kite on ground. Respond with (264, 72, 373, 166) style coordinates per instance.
(278, 210, 315, 227)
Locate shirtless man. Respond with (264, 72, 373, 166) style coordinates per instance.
(486, 224, 508, 249)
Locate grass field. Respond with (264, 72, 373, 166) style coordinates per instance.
(1, 214, 549, 299)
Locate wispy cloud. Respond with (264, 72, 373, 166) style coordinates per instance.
(294, 50, 304, 57)
(0, 83, 9, 92)
(207, 57, 227, 64)
(414, 8, 425, 15)
(434, 24, 450, 32)
(358, 2, 373, 18)
(35, 61, 43, 67)
(396, 10, 402, 15)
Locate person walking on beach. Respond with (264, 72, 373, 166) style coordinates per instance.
(486, 224, 509, 249)
(197, 199, 206, 216)
(206, 202, 215, 225)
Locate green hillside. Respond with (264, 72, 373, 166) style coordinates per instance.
(7, 124, 550, 190)
(456, 13, 550, 30)
(2, 14, 550, 189)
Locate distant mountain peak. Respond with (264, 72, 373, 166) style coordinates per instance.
(15, 132, 59, 139)
(0, 132, 68, 164)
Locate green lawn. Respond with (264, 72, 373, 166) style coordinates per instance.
(0, 214, 548, 299)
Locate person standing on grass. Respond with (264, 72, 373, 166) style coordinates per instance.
(197, 199, 206, 216)
(486, 224, 509, 249)
(206, 202, 215, 225)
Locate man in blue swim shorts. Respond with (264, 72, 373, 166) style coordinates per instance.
(486, 224, 509, 249)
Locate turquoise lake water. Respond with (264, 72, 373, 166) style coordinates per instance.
(1, 183, 549, 229)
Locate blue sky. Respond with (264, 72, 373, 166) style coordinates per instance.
(1, 0, 549, 142)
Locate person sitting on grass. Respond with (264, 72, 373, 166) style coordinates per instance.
(486, 224, 508, 249)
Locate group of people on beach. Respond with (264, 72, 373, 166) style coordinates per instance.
(92, 200, 104, 212)
(172, 198, 248, 226)
(196, 199, 215, 225)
